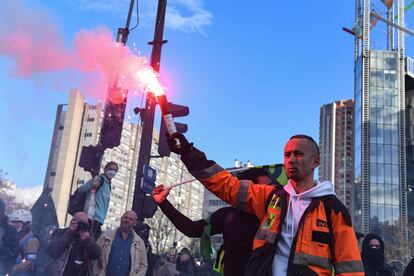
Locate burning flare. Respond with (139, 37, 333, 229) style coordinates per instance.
(135, 68, 165, 96)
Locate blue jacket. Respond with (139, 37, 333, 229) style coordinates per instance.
(78, 174, 111, 224)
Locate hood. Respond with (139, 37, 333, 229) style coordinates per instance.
(272, 180, 336, 275)
(283, 179, 336, 198)
(283, 180, 336, 244)
(361, 233, 385, 266)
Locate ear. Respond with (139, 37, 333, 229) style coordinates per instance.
(312, 155, 320, 170)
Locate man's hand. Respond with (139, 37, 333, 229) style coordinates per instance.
(91, 176, 101, 188)
(152, 185, 172, 204)
(167, 133, 193, 156)
(69, 221, 78, 232)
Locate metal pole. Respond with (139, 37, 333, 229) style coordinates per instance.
(132, 0, 167, 220)
(117, 0, 135, 45)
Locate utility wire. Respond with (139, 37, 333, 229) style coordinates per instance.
(129, 0, 140, 32)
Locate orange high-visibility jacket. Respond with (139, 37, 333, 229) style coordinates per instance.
(182, 148, 364, 276)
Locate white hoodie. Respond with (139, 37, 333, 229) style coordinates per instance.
(272, 180, 336, 276)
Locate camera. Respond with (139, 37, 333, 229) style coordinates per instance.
(77, 221, 89, 232)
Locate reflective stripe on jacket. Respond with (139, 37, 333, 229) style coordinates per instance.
(182, 151, 363, 276)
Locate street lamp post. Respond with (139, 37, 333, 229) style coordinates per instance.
(132, 0, 168, 220)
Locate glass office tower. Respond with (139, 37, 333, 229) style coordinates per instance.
(354, 0, 409, 261)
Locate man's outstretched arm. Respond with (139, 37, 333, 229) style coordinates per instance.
(168, 133, 274, 220)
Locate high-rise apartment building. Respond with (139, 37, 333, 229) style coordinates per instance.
(319, 100, 354, 211)
(44, 90, 204, 237)
(44, 90, 103, 226)
(353, 0, 411, 260)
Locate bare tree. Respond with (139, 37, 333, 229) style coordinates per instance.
(187, 238, 201, 259)
(0, 170, 30, 213)
(147, 209, 183, 255)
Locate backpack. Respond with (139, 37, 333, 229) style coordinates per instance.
(67, 176, 104, 216)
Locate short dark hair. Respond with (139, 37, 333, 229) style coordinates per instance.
(179, 248, 191, 256)
(289, 134, 320, 156)
(104, 161, 118, 171)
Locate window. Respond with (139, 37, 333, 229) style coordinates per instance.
(58, 126, 64, 130)
(87, 117, 95, 122)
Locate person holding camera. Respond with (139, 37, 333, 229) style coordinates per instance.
(47, 212, 101, 276)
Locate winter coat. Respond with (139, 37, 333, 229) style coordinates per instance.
(78, 174, 111, 224)
(0, 221, 19, 275)
(12, 229, 40, 276)
(361, 233, 394, 276)
(404, 258, 414, 276)
(179, 147, 364, 276)
(94, 229, 147, 276)
(47, 228, 100, 276)
(176, 258, 196, 276)
(153, 258, 177, 276)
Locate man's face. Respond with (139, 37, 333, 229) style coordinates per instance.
(11, 220, 24, 232)
(369, 239, 381, 250)
(71, 212, 89, 224)
(105, 164, 118, 179)
(105, 164, 118, 173)
(179, 253, 190, 261)
(121, 211, 137, 231)
(167, 253, 176, 263)
(283, 138, 319, 182)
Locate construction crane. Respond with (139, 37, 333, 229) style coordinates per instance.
(371, 11, 414, 36)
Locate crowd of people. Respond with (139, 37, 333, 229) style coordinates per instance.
(0, 198, 206, 276)
(1, 134, 414, 275)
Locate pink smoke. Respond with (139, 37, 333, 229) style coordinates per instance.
(0, 1, 160, 102)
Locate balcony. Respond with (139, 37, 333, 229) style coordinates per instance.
(406, 57, 414, 90)
(407, 57, 414, 78)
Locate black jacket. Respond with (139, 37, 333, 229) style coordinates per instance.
(0, 220, 19, 275)
(47, 228, 100, 276)
(159, 200, 260, 276)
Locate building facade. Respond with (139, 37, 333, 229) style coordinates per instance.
(353, 0, 409, 260)
(319, 100, 354, 211)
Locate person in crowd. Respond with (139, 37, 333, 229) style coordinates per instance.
(78, 161, 118, 239)
(94, 210, 147, 276)
(134, 222, 159, 276)
(9, 209, 39, 276)
(153, 251, 177, 276)
(404, 257, 414, 276)
(176, 248, 196, 276)
(47, 212, 100, 276)
(196, 258, 218, 276)
(152, 168, 273, 276)
(34, 225, 57, 276)
(165, 133, 363, 275)
(0, 198, 19, 276)
(361, 234, 394, 276)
